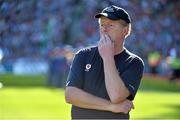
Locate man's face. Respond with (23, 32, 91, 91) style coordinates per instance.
(99, 17, 126, 43)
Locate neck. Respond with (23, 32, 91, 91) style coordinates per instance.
(114, 44, 124, 55)
(113, 38, 125, 55)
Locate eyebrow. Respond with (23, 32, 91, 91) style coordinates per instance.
(100, 20, 112, 25)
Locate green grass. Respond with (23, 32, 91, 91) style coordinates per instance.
(0, 74, 180, 119)
(131, 91, 180, 119)
(0, 87, 71, 120)
(0, 74, 47, 87)
(140, 77, 180, 92)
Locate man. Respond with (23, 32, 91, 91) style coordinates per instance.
(65, 5, 144, 119)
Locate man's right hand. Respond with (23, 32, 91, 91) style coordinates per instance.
(109, 99, 134, 114)
(98, 33, 114, 60)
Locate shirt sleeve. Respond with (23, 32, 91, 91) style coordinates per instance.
(121, 58, 144, 100)
(66, 50, 85, 89)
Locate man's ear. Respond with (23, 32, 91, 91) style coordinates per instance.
(123, 26, 129, 37)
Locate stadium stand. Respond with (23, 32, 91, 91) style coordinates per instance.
(0, 0, 179, 79)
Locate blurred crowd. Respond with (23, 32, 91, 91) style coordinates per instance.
(0, 0, 179, 82)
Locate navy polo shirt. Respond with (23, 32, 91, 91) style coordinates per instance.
(66, 46, 144, 119)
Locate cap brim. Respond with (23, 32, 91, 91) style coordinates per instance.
(95, 13, 119, 20)
(95, 13, 108, 18)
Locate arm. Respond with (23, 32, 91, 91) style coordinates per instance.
(65, 86, 134, 113)
(98, 34, 130, 103)
(103, 58, 130, 103)
(65, 86, 111, 111)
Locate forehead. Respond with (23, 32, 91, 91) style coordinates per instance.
(99, 16, 120, 24)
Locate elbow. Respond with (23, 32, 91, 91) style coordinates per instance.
(109, 94, 125, 104)
(109, 88, 130, 103)
(65, 88, 73, 104)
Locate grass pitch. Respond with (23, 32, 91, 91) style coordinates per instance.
(0, 74, 180, 119)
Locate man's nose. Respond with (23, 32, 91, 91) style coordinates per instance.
(101, 26, 108, 33)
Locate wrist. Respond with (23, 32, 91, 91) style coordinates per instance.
(102, 56, 114, 63)
(108, 103, 124, 113)
(107, 102, 114, 112)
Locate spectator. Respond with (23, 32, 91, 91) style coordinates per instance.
(0, 0, 179, 77)
(48, 47, 67, 87)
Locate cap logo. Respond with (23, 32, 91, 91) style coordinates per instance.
(105, 7, 114, 12)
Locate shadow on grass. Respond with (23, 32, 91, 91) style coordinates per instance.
(139, 79, 180, 93)
(158, 104, 180, 118)
(0, 74, 68, 89)
(131, 103, 180, 119)
(1, 74, 180, 92)
(141, 104, 180, 119)
(0, 74, 47, 87)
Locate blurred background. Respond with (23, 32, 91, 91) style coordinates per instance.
(0, 0, 180, 119)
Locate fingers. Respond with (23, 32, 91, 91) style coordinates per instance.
(105, 34, 113, 43)
(100, 31, 105, 39)
(99, 33, 112, 45)
(126, 100, 134, 109)
(98, 33, 114, 58)
(122, 100, 134, 113)
(98, 35, 104, 47)
(99, 34, 106, 46)
(110, 100, 135, 113)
